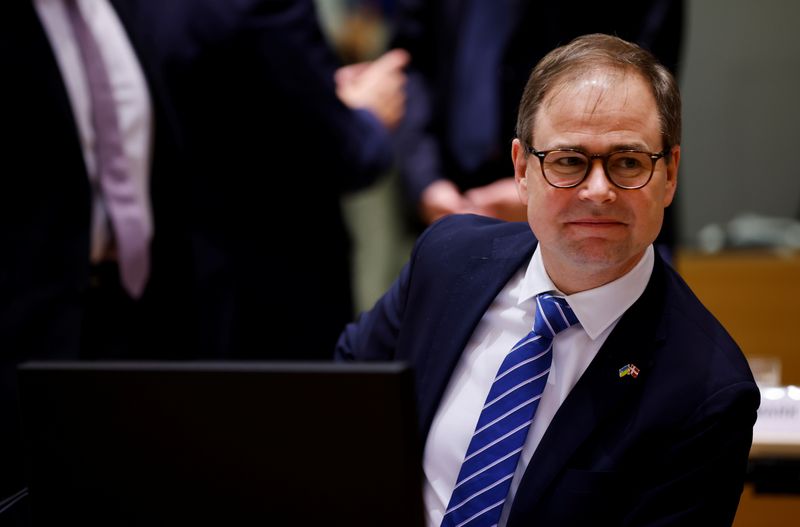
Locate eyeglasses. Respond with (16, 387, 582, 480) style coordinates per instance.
(526, 145, 670, 190)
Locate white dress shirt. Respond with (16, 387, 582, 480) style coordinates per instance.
(34, 0, 153, 262)
(422, 244, 655, 527)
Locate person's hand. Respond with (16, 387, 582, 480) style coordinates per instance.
(335, 48, 410, 130)
(419, 179, 476, 224)
(464, 177, 527, 222)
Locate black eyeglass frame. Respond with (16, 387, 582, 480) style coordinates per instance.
(525, 145, 671, 190)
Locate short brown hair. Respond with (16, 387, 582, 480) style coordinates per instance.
(516, 33, 681, 153)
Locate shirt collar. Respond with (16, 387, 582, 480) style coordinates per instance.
(518, 245, 655, 340)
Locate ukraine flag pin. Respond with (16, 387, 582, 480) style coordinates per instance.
(619, 364, 640, 379)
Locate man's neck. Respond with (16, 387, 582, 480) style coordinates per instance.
(540, 248, 647, 295)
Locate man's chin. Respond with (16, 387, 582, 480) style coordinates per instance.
(563, 240, 642, 272)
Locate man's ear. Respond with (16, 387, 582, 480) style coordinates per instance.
(511, 138, 529, 203)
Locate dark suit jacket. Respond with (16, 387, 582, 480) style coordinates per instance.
(127, 0, 392, 359)
(337, 214, 759, 526)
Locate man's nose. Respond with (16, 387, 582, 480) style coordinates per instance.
(578, 159, 616, 203)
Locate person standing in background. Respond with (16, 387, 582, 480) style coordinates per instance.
(136, 0, 407, 360)
(1, 0, 191, 522)
(1, 0, 405, 522)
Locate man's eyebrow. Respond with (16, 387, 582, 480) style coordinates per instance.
(543, 142, 653, 152)
(609, 142, 652, 151)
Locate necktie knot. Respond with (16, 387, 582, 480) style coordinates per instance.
(533, 294, 579, 338)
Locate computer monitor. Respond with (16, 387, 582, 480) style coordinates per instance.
(18, 361, 423, 526)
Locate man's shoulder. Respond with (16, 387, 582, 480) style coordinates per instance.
(660, 262, 738, 348)
(416, 214, 534, 255)
(405, 214, 535, 290)
(657, 261, 755, 387)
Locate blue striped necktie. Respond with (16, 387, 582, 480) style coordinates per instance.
(441, 293, 580, 527)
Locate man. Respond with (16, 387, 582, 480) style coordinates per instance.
(337, 34, 759, 526)
(391, 0, 683, 226)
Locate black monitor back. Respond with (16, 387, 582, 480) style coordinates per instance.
(18, 361, 423, 526)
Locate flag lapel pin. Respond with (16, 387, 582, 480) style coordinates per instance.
(618, 363, 640, 379)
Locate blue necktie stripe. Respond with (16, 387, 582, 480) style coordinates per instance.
(453, 449, 522, 490)
(479, 378, 548, 423)
(536, 296, 560, 336)
(450, 478, 510, 526)
(441, 294, 580, 527)
(463, 422, 531, 464)
(447, 471, 513, 513)
(482, 348, 551, 406)
(476, 372, 549, 435)
(474, 396, 539, 437)
(452, 500, 505, 527)
(495, 346, 548, 380)
(554, 300, 578, 326)
(538, 296, 579, 332)
(471, 401, 540, 453)
(466, 425, 537, 477)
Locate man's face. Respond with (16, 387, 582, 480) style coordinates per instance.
(512, 70, 679, 293)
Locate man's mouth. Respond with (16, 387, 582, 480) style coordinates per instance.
(566, 218, 626, 227)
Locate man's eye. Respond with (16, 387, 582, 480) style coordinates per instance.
(554, 156, 586, 168)
(613, 156, 645, 170)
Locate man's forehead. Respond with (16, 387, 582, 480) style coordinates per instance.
(542, 67, 645, 111)
(532, 68, 661, 148)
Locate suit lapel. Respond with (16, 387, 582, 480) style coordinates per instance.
(507, 255, 669, 524)
(416, 225, 537, 439)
